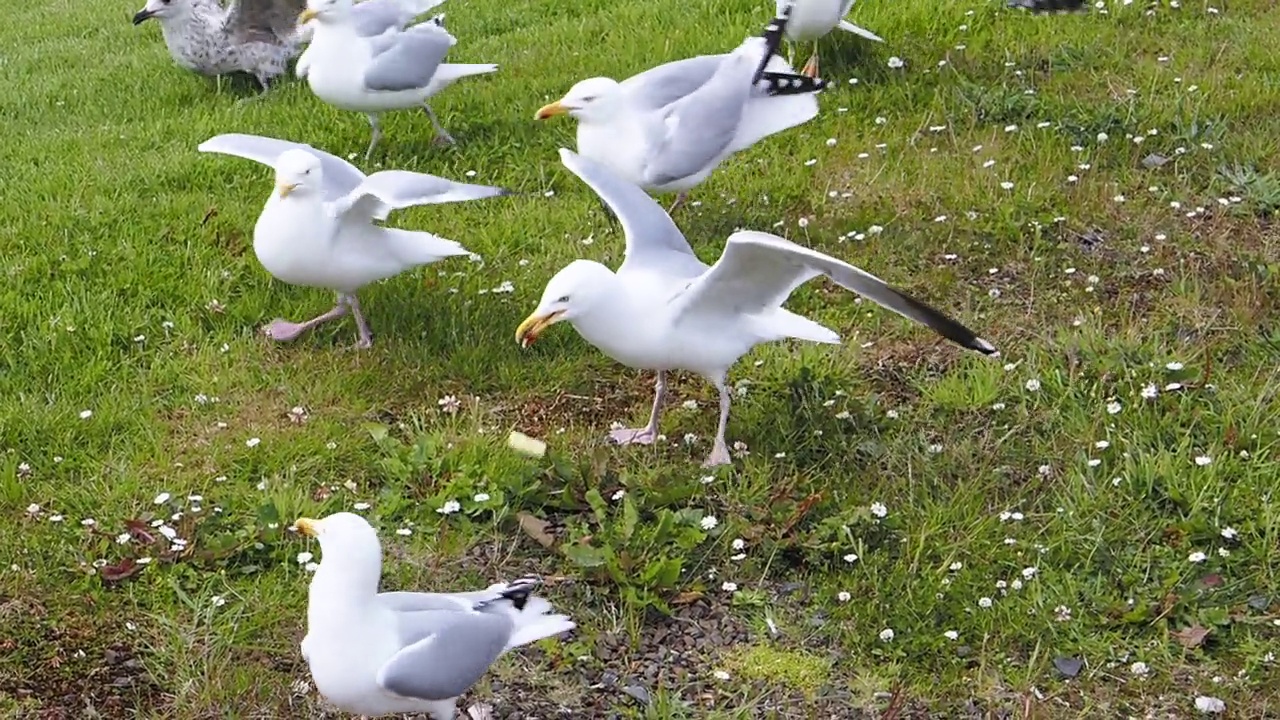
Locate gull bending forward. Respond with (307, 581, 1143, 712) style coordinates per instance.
(294, 513, 575, 719)
(198, 133, 511, 348)
(132, 0, 306, 91)
(298, 0, 498, 160)
(535, 5, 825, 213)
(517, 150, 999, 468)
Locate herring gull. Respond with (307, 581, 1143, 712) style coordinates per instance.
(516, 150, 998, 468)
(298, 0, 498, 160)
(294, 513, 575, 719)
(132, 0, 307, 92)
(198, 133, 511, 348)
(775, 0, 883, 79)
(534, 3, 825, 213)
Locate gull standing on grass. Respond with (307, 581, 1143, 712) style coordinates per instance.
(132, 0, 307, 92)
(294, 513, 575, 719)
(535, 3, 825, 213)
(774, 0, 883, 79)
(295, 0, 447, 79)
(198, 133, 512, 349)
(297, 0, 498, 160)
(516, 150, 999, 468)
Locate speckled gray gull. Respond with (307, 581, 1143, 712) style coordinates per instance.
(197, 133, 512, 349)
(298, 0, 497, 160)
(516, 150, 999, 468)
(535, 3, 826, 213)
(295, 0, 447, 78)
(293, 513, 575, 720)
(132, 0, 307, 92)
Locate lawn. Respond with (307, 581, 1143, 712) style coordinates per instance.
(3, 0, 1279, 717)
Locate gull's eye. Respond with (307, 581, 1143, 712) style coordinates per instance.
(556, 295, 570, 303)
(579, 96, 595, 103)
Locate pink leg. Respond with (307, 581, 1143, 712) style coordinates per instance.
(608, 371, 667, 446)
(702, 381, 732, 468)
(262, 303, 347, 342)
(342, 293, 375, 349)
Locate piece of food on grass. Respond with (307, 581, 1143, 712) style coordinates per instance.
(507, 431, 547, 458)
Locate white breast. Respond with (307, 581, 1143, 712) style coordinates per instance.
(785, 0, 846, 41)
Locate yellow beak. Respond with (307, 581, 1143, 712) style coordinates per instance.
(277, 182, 299, 198)
(297, 8, 318, 24)
(534, 101, 569, 120)
(294, 517, 320, 537)
(515, 310, 564, 347)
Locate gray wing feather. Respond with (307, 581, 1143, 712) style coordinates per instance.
(619, 55, 726, 112)
(639, 47, 757, 187)
(196, 133, 367, 202)
(674, 232, 998, 354)
(350, 0, 445, 36)
(363, 29, 452, 92)
(375, 611, 512, 701)
(558, 149, 706, 280)
(331, 170, 511, 222)
(225, 0, 306, 44)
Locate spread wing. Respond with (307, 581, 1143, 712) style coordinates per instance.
(375, 611, 512, 702)
(328, 170, 512, 223)
(558, 149, 706, 280)
(225, 0, 305, 44)
(197, 133, 367, 202)
(671, 231, 999, 355)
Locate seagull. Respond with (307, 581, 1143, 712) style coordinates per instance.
(297, 0, 498, 160)
(294, 512, 575, 720)
(534, 3, 825, 213)
(132, 0, 306, 92)
(516, 150, 998, 468)
(775, 0, 883, 79)
(198, 133, 512, 349)
(295, 0, 447, 79)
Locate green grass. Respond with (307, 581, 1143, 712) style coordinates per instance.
(4, 0, 1280, 716)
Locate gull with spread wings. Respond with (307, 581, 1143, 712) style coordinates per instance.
(517, 150, 998, 468)
(198, 133, 512, 349)
(535, 3, 825, 213)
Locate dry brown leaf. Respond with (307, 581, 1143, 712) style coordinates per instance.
(672, 591, 704, 606)
(516, 512, 557, 549)
(1172, 624, 1210, 649)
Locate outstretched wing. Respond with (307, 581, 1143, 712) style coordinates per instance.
(558, 149, 706, 280)
(197, 133, 367, 202)
(225, 0, 305, 44)
(671, 231, 999, 355)
(329, 169, 512, 223)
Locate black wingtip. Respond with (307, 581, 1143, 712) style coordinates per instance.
(752, 0, 794, 84)
(1006, 0, 1087, 13)
(892, 290, 1000, 357)
(498, 575, 543, 611)
(759, 71, 828, 96)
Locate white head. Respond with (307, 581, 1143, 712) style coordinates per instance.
(535, 78, 625, 123)
(272, 149, 322, 200)
(515, 260, 616, 347)
(132, 0, 194, 24)
(297, 0, 353, 26)
(294, 512, 382, 598)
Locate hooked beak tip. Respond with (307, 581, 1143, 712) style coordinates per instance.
(534, 102, 568, 121)
(132, 10, 153, 24)
(515, 310, 562, 347)
(277, 182, 299, 198)
(297, 8, 318, 24)
(293, 518, 320, 537)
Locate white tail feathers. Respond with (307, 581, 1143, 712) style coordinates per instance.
(382, 228, 470, 265)
(837, 20, 885, 42)
(505, 611, 576, 650)
(772, 309, 840, 345)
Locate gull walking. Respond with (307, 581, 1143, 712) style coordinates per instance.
(295, 0, 447, 79)
(132, 0, 307, 92)
(535, 5, 824, 213)
(294, 513, 575, 719)
(198, 133, 511, 348)
(298, 0, 498, 160)
(517, 150, 998, 468)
